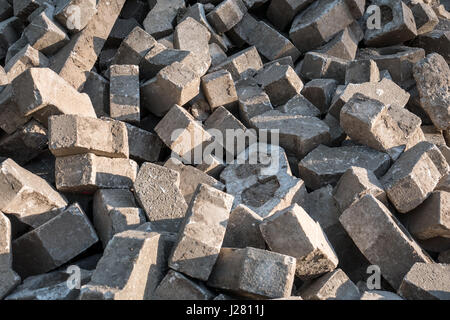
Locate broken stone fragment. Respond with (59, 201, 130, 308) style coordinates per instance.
(133, 162, 188, 233)
(345, 59, 380, 84)
(398, 263, 450, 300)
(207, 0, 247, 33)
(168, 183, 234, 281)
(5, 268, 92, 300)
(11, 68, 96, 122)
(339, 194, 433, 289)
(0, 158, 67, 228)
(340, 93, 425, 157)
(364, 0, 417, 47)
(80, 230, 171, 300)
(93, 189, 145, 248)
(50, 0, 126, 90)
(201, 69, 238, 112)
(413, 53, 450, 130)
(300, 52, 348, 84)
(174, 17, 211, 77)
(4, 44, 48, 82)
(329, 78, 410, 120)
(154, 104, 212, 164)
(231, 13, 300, 61)
(12, 203, 98, 278)
(406, 191, 450, 240)
(298, 144, 391, 190)
(153, 270, 215, 300)
(49, 115, 129, 159)
(255, 63, 303, 106)
(54, 0, 97, 33)
(222, 204, 265, 249)
(211, 46, 263, 80)
(221, 144, 307, 217)
(301, 79, 337, 114)
(260, 204, 339, 280)
(109, 64, 140, 123)
(207, 247, 296, 299)
(164, 157, 224, 204)
(140, 62, 200, 117)
(334, 166, 388, 212)
(143, 0, 185, 39)
(0, 119, 47, 165)
(298, 269, 360, 300)
(380, 141, 449, 213)
(55, 153, 138, 193)
(289, 0, 355, 53)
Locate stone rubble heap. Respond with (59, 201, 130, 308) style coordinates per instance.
(0, 0, 449, 300)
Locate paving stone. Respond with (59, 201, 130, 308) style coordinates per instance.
(231, 13, 300, 61)
(153, 269, 215, 300)
(196, 154, 225, 179)
(4, 44, 48, 82)
(364, 0, 417, 47)
(11, 68, 96, 123)
(398, 263, 450, 300)
(316, 23, 363, 61)
(299, 144, 391, 190)
(345, 59, 380, 84)
(267, 0, 315, 31)
(0, 119, 47, 165)
(411, 2, 439, 34)
(334, 166, 388, 212)
(249, 111, 330, 159)
(410, 30, 450, 63)
(112, 26, 157, 66)
(48, 115, 128, 158)
(261, 203, 339, 279)
(205, 105, 257, 159)
(422, 125, 447, 147)
(357, 46, 425, 89)
(255, 63, 303, 106)
(141, 46, 193, 80)
(140, 62, 201, 117)
(0, 17, 21, 60)
(12, 203, 98, 278)
(340, 93, 425, 158)
(54, 0, 97, 33)
(289, 0, 355, 53)
(301, 79, 337, 115)
(80, 230, 171, 300)
(339, 194, 433, 289)
(107, 18, 140, 47)
(133, 162, 187, 233)
(154, 104, 212, 163)
(123, 122, 162, 162)
(207, 0, 247, 33)
(222, 204, 265, 249)
(81, 71, 109, 118)
(5, 268, 92, 300)
(380, 141, 449, 213)
(207, 247, 296, 299)
(50, 0, 126, 90)
(164, 157, 225, 204)
(109, 65, 140, 123)
(143, 0, 185, 39)
(188, 90, 212, 122)
(406, 191, 450, 240)
(329, 78, 410, 120)
(276, 94, 320, 117)
(168, 183, 234, 281)
(236, 77, 272, 127)
(413, 53, 450, 130)
(93, 189, 145, 248)
(209, 43, 227, 66)
(0, 158, 67, 228)
(221, 144, 308, 217)
(211, 46, 263, 80)
(323, 114, 346, 146)
(0, 269, 21, 299)
(299, 269, 360, 300)
(201, 69, 238, 111)
(437, 173, 450, 192)
(360, 290, 403, 300)
(300, 52, 348, 84)
(174, 17, 211, 77)
(55, 153, 138, 193)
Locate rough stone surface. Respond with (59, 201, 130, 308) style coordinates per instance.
(153, 270, 215, 300)
(109, 64, 140, 123)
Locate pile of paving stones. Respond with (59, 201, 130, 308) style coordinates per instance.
(0, 0, 449, 300)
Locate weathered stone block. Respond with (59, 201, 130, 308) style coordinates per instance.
(345, 59, 380, 84)
(81, 71, 109, 118)
(236, 77, 272, 127)
(301, 79, 337, 115)
(54, 0, 97, 33)
(201, 69, 238, 111)
(411, 2, 439, 34)
(143, 0, 185, 39)
(211, 46, 263, 80)
(123, 122, 162, 162)
(109, 65, 140, 123)
(267, 0, 315, 31)
(300, 52, 348, 84)
(4, 44, 48, 82)
(153, 270, 215, 300)
(112, 26, 156, 66)
(168, 183, 234, 281)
